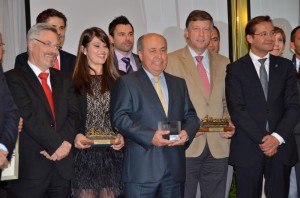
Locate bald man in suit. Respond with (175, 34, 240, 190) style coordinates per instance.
(166, 10, 234, 198)
(111, 33, 199, 198)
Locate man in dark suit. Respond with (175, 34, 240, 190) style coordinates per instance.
(6, 23, 79, 198)
(0, 32, 19, 177)
(108, 15, 142, 75)
(226, 15, 299, 197)
(15, 8, 76, 72)
(290, 25, 300, 198)
(111, 33, 200, 197)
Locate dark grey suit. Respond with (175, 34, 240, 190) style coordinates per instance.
(226, 54, 299, 197)
(111, 68, 199, 197)
(293, 76, 300, 197)
(0, 64, 18, 161)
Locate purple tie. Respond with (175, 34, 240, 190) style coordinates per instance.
(121, 57, 133, 73)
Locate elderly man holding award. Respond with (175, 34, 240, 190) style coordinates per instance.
(111, 33, 200, 198)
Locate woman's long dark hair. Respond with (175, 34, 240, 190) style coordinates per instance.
(73, 27, 119, 95)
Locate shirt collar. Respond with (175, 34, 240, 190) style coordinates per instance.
(27, 60, 50, 78)
(143, 67, 165, 82)
(249, 50, 270, 62)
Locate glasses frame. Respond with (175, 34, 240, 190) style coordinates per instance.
(252, 31, 276, 38)
(34, 38, 60, 50)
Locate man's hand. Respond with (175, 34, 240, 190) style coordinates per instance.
(195, 131, 205, 137)
(0, 150, 8, 170)
(40, 141, 72, 161)
(151, 130, 176, 147)
(18, 117, 23, 133)
(112, 133, 125, 151)
(219, 121, 235, 138)
(74, 133, 92, 149)
(259, 135, 279, 157)
(169, 130, 189, 146)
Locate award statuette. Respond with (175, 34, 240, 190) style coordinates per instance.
(81, 129, 117, 146)
(158, 121, 181, 141)
(199, 115, 233, 132)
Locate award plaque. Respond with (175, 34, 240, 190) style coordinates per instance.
(81, 129, 117, 146)
(1, 137, 19, 181)
(199, 115, 233, 132)
(158, 121, 181, 141)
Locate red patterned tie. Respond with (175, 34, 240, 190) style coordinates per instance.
(38, 73, 56, 122)
(195, 56, 210, 97)
(53, 58, 59, 70)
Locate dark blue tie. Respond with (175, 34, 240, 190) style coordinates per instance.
(121, 57, 133, 74)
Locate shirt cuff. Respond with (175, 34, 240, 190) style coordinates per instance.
(0, 143, 8, 152)
(271, 132, 285, 145)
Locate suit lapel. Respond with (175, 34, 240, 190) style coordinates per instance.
(208, 51, 217, 97)
(137, 69, 167, 117)
(268, 55, 281, 100)
(242, 55, 267, 101)
(181, 46, 208, 99)
(22, 65, 55, 118)
(50, 69, 61, 123)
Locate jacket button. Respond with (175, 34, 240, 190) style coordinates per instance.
(50, 124, 54, 127)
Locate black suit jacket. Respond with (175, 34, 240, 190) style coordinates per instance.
(111, 68, 200, 183)
(113, 52, 142, 75)
(5, 65, 80, 180)
(15, 50, 76, 73)
(0, 64, 18, 160)
(226, 54, 299, 168)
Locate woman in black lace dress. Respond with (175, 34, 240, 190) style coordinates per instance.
(71, 27, 124, 198)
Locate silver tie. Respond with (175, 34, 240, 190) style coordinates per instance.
(258, 58, 269, 131)
(258, 58, 268, 99)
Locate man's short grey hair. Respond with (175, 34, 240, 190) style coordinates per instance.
(27, 23, 58, 41)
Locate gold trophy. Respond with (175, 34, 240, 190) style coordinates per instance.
(199, 115, 233, 132)
(81, 129, 117, 146)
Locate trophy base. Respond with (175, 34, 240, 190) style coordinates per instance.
(81, 135, 116, 146)
(199, 126, 234, 132)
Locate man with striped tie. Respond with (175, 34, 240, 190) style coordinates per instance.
(108, 16, 142, 75)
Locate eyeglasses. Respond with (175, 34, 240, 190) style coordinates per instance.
(253, 31, 276, 37)
(34, 38, 60, 50)
(0, 43, 5, 47)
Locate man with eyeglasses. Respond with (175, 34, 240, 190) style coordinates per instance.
(5, 23, 79, 198)
(226, 15, 299, 197)
(15, 8, 76, 73)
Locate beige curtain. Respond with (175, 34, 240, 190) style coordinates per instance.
(0, 0, 27, 71)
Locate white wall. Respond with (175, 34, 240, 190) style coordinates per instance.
(251, 0, 300, 59)
(29, 0, 229, 57)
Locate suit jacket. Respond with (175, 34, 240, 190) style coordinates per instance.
(166, 46, 230, 158)
(15, 50, 76, 73)
(0, 64, 18, 160)
(113, 52, 142, 75)
(5, 65, 80, 180)
(226, 53, 299, 168)
(110, 68, 199, 183)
